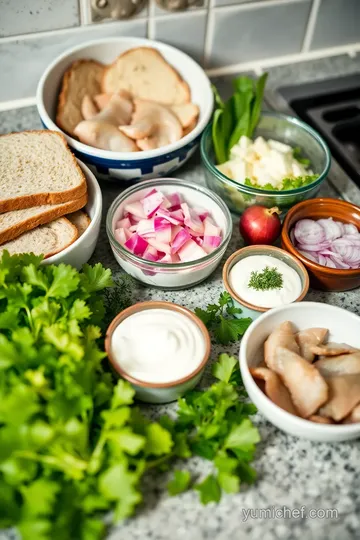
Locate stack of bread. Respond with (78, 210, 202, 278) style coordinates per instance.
(0, 131, 89, 258)
(56, 47, 200, 152)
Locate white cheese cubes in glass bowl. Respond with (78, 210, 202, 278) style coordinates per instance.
(106, 178, 232, 289)
(218, 136, 314, 190)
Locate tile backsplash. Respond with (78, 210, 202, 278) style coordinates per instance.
(0, 0, 359, 105)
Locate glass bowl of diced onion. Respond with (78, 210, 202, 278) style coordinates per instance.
(106, 178, 232, 289)
(200, 111, 331, 216)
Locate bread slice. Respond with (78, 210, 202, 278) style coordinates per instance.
(0, 131, 87, 212)
(0, 193, 87, 245)
(67, 210, 91, 237)
(102, 47, 190, 105)
(0, 217, 78, 259)
(56, 59, 104, 136)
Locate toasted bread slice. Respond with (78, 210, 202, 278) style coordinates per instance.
(0, 217, 78, 259)
(0, 194, 87, 245)
(67, 210, 91, 237)
(102, 47, 190, 105)
(57, 59, 104, 136)
(0, 131, 87, 212)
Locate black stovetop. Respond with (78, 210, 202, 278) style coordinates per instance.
(277, 73, 360, 187)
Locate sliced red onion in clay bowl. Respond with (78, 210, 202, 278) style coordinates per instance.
(281, 198, 360, 291)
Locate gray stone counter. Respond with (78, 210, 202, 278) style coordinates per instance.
(1, 54, 360, 540)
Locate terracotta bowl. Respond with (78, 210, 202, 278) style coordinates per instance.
(105, 301, 211, 404)
(281, 198, 360, 291)
(223, 245, 309, 320)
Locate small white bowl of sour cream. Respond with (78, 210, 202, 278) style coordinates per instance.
(105, 301, 211, 403)
(223, 245, 309, 320)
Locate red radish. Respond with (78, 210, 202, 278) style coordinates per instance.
(239, 205, 281, 245)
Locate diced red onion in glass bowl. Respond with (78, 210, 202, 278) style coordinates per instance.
(291, 217, 360, 269)
(114, 188, 222, 263)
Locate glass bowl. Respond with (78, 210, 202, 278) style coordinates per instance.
(200, 111, 331, 216)
(106, 178, 232, 289)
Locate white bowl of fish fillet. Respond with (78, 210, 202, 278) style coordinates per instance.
(240, 302, 360, 441)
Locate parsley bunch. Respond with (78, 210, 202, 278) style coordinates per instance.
(164, 354, 260, 502)
(0, 253, 259, 540)
(195, 292, 252, 345)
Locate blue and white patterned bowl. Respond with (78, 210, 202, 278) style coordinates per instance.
(36, 37, 213, 183)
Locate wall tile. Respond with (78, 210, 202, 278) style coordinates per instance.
(214, 0, 257, 8)
(310, 0, 360, 50)
(0, 0, 80, 38)
(0, 20, 147, 102)
(209, 0, 311, 68)
(154, 12, 207, 64)
(153, 0, 206, 17)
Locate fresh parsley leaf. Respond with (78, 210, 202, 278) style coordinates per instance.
(217, 472, 240, 494)
(214, 317, 252, 345)
(81, 263, 114, 293)
(194, 292, 253, 345)
(195, 475, 221, 505)
(145, 423, 173, 456)
(245, 174, 319, 191)
(212, 354, 237, 383)
(225, 419, 261, 450)
(167, 470, 191, 496)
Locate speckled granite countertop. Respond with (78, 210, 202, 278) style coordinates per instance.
(1, 54, 360, 540)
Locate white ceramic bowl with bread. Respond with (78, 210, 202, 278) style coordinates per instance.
(239, 302, 360, 442)
(43, 159, 102, 268)
(0, 131, 101, 268)
(36, 37, 214, 182)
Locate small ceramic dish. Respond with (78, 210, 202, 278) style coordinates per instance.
(281, 198, 360, 291)
(106, 177, 232, 289)
(239, 301, 360, 441)
(43, 159, 102, 269)
(105, 301, 211, 403)
(37, 37, 213, 182)
(223, 245, 309, 320)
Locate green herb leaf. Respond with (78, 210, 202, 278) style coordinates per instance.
(167, 470, 191, 496)
(217, 472, 240, 494)
(194, 292, 252, 345)
(195, 475, 221, 505)
(248, 266, 283, 291)
(214, 317, 252, 345)
(145, 424, 173, 456)
(212, 354, 237, 383)
(225, 419, 261, 450)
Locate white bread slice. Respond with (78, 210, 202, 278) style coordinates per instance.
(0, 131, 87, 212)
(67, 210, 90, 237)
(102, 47, 190, 105)
(57, 59, 104, 136)
(0, 193, 87, 245)
(0, 217, 78, 259)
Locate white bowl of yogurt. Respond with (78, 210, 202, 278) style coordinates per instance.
(223, 245, 309, 319)
(105, 301, 211, 403)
